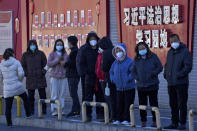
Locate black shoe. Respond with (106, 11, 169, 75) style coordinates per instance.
(164, 123, 178, 129)
(86, 117, 92, 122)
(7, 123, 13, 127)
(66, 111, 80, 118)
(177, 124, 186, 130)
(97, 115, 104, 122)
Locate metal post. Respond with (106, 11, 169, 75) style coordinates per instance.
(55, 100, 62, 120)
(14, 96, 21, 117)
(82, 101, 87, 122)
(152, 107, 162, 130)
(101, 103, 109, 124)
(0, 96, 3, 115)
(189, 109, 194, 131)
(82, 101, 109, 124)
(38, 99, 43, 118)
(129, 104, 135, 127)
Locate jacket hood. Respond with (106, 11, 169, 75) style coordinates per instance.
(86, 31, 100, 45)
(112, 43, 127, 61)
(98, 36, 113, 50)
(1, 57, 15, 67)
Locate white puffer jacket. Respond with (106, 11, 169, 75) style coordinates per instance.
(0, 57, 26, 98)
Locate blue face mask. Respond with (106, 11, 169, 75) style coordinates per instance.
(139, 49, 147, 56)
(171, 42, 180, 49)
(30, 45, 36, 51)
(56, 45, 63, 51)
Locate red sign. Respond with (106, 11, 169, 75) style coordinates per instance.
(116, 0, 195, 65)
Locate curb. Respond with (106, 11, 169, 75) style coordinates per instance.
(0, 116, 158, 131)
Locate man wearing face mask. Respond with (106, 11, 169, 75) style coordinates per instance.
(21, 40, 47, 115)
(77, 31, 104, 121)
(164, 34, 192, 130)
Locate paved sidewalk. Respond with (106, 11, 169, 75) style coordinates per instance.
(0, 102, 196, 131)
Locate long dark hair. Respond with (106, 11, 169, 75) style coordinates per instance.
(53, 39, 66, 55)
(3, 48, 14, 60)
(134, 42, 152, 60)
(27, 40, 38, 52)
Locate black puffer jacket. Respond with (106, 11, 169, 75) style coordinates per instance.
(21, 43, 47, 90)
(76, 32, 99, 86)
(99, 36, 115, 81)
(65, 46, 79, 78)
(164, 43, 192, 86)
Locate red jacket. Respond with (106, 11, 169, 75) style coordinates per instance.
(95, 53, 105, 81)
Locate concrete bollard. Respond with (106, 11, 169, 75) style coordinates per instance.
(82, 101, 109, 124)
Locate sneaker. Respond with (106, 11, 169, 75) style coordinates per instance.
(177, 124, 186, 130)
(141, 122, 146, 127)
(151, 122, 157, 127)
(52, 112, 58, 116)
(164, 123, 178, 129)
(66, 112, 80, 118)
(113, 120, 120, 125)
(121, 121, 130, 125)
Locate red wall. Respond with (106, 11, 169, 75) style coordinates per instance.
(0, 0, 22, 60)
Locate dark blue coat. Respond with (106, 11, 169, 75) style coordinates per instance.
(132, 53, 163, 90)
(164, 43, 192, 86)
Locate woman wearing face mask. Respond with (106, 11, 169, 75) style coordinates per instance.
(77, 31, 105, 121)
(47, 39, 68, 116)
(132, 42, 163, 127)
(1, 48, 31, 127)
(110, 43, 136, 125)
(21, 40, 47, 115)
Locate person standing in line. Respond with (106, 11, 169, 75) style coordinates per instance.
(98, 36, 116, 122)
(47, 39, 68, 116)
(77, 31, 105, 121)
(0, 48, 31, 127)
(132, 42, 163, 127)
(76, 44, 86, 102)
(164, 34, 192, 130)
(110, 43, 136, 125)
(65, 36, 80, 117)
(21, 40, 47, 115)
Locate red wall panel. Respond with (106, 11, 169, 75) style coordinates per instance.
(0, 0, 22, 60)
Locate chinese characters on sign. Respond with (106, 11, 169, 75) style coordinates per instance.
(123, 4, 180, 48)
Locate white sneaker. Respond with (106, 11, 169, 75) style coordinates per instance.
(112, 120, 120, 125)
(52, 112, 58, 116)
(121, 121, 130, 125)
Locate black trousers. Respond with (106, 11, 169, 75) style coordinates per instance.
(28, 88, 47, 114)
(5, 92, 31, 125)
(84, 79, 105, 119)
(100, 81, 117, 120)
(81, 76, 86, 102)
(116, 89, 135, 122)
(138, 89, 158, 122)
(168, 84, 188, 125)
(68, 77, 80, 112)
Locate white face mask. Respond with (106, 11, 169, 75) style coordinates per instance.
(116, 52, 123, 58)
(90, 40, 97, 46)
(98, 47, 104, 53)
(171, 42, 180, 49)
